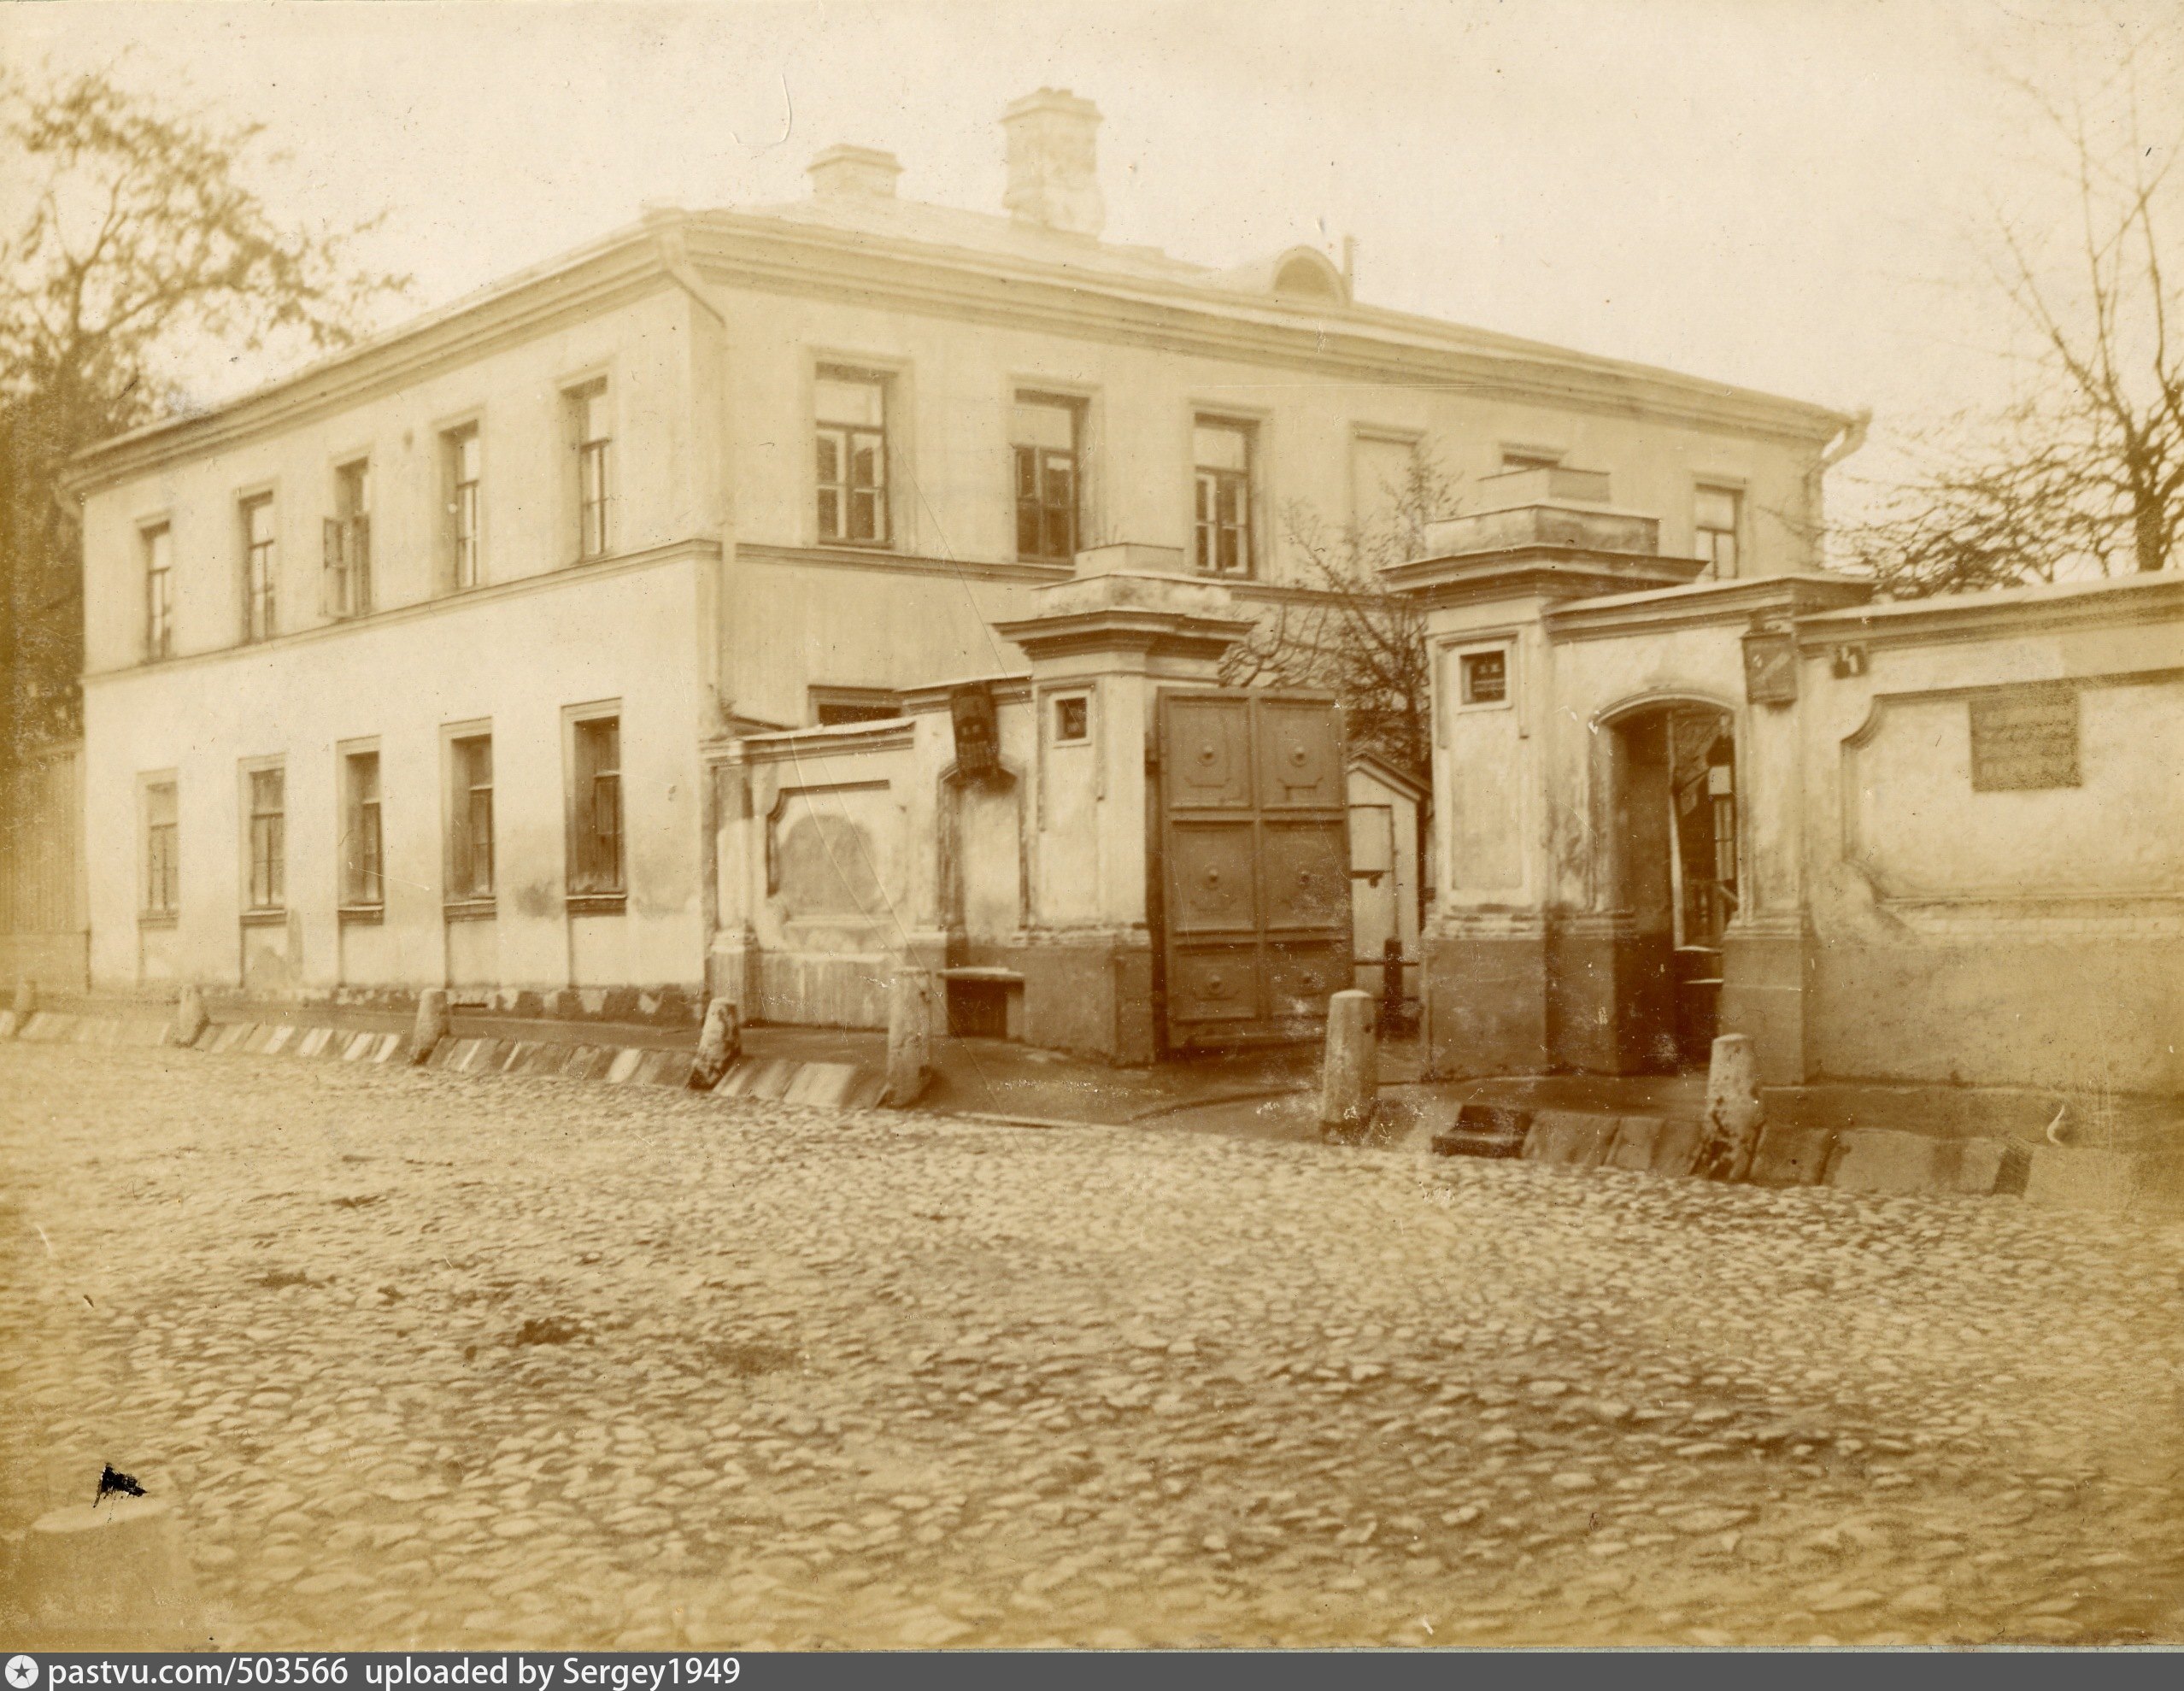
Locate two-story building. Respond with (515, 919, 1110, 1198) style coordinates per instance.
(63, 88, 1855, 1023)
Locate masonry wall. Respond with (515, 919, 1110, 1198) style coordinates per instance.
(82, 553, 712, 1000)
(1796, 582, 2184, 1096)
(707, 279, 1830, 728)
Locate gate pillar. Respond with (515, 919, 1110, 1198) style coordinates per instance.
(994, 555, 1252, 1065)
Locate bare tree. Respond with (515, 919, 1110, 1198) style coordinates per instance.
(0, 63, 408, 755)
(1220, 449, 1458, 795)
(1845, 34, 2184, 596)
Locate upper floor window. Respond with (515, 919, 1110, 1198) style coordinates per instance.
(1350, 433, 1419, 534)
(449, 732, 495, 900)
(144, 780, 179, 917)
(1012, 393, 1082, 562)
(443, 425, 482, 590)
(1695, 484, 1742, 579)
(1500, 447, 1563, 473)
(246, 764, 285, 911)
(570, 381, 611, 560)
(814, 368, 889, 546)
(569, 713, 623, 896)
(1193, 418, 1256, 578)
(324, 459, 372, 618)
(340, 748, 383, 908)
(143, 524, 173, 661)
(241, 495, 277, 642)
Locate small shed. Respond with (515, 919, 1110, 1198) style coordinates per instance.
(1346, 751, 1427, 995)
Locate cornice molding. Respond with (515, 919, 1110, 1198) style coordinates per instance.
(67, 202, 1852, 497)
(1383, 547, 1705, 610)
(1795, 571, 2184, 652)
(734, 541, 1073, 586)
(1546, 572, 1875, 643)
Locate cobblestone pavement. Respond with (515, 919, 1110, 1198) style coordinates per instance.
(5, 1043, 2184, 1650)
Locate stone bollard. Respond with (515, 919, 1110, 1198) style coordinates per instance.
(1695, 1032, 1765, 1181)
(171, 985, 209, 1048)
(409, 988, 452, 1067)
(687, 998, 741, 1091)
(6, 1493, 203, 1647)
(880, 969, 936, 1109)
(1319, 989, 1380, 1136)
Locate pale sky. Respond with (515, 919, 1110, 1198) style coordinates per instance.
(6, 0, 2179, 510)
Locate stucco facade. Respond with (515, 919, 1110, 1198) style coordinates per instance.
(1392, 497, 2183, 1098)
(63, 90, 1852, 1019)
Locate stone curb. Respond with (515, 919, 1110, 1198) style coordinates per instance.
(1429, 1099, 2163, 1210)
(4, 1007, 897, 1114)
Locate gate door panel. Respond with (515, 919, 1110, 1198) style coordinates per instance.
(1158, 690, 1353, 1050)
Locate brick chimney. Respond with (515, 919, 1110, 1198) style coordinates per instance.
(1001, 89, 1104, 238)
(807, 144, 902, 199)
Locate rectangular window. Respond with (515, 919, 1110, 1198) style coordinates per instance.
(814, 369, 889, 545)
(449, 733, 495, 898)
(341, 749, 383, 907)
(1350, 434, 1418, 533)
(1500, 448, 1563, 473)
(1012, 393, 1082, 561)
(570, 715, 623, 895)
(241, 496, 277, 642)
(144, 780, 179, 916)
(144, 524, 173, 661)
(1054, 694, 1089, 743)
(1460, 649, 1509, 706)
(444, 425, 482, 590)
(570, 382, 612, 560)
(1695, 485, 1742, 579)
(246, 765, 285, 911)
(324, 459, 373, 618)
(1193, 418, 1256, 577)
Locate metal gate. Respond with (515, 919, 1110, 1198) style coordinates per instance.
(1154, 690, 1352, 1051)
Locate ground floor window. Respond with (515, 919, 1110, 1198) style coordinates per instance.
(569, 713, 623, 895)
(246, 764, 285, 911)
(144, 780, 179, 916)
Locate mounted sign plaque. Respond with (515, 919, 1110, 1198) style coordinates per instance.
(1969, 684, 2080, 791)
(1741, 627, 1799, 706)
(950, 682, 1000, 780)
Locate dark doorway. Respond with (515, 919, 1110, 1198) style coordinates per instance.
(1610, 703, 1737, 1070)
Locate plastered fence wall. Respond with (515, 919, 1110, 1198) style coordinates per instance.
(710, 692, 1038, 1030)
(1792, 578, 2183, 1096)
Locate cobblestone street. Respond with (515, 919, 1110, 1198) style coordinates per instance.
(5, 1041, 2184, 1649)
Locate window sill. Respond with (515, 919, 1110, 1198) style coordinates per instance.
(138, 911, 179, 930)
(239, 907, 287, 928)
(443, 898, 497, 923)
(338, 903, 385, 926)
(566, 891, 627, 916)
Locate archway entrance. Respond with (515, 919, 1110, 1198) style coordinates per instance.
(1608, 702, 1738, 1071)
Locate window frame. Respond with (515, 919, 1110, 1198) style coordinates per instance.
(338, 741, 384, 917)
(812, 361, 894, 549)
(324, 457, 373, 619)
(240, 756, 286, 916)
(443, 725, 496, 909)
(1011, 390, 1084, 564)
(809, 686, 904, 726)
(440, 418, 484, 591)
(564, 703, 625, 909)
(141, 520, 173, 661)
(1190, 414, 1260, 578)
(238, 490, 278, 643)
(1694, 481, 1744, 580)
(1348, 426, 1424, 536)
(565, 377, 613, 562)
(1451, 640, 1518, 716)
(140, 774, 179, 922)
